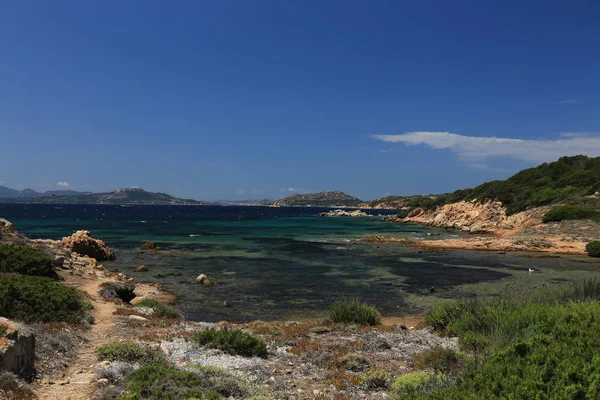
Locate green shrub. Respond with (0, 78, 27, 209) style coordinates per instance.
(586, 241, 600, 257)
(392, 371, 439, 397)
(421, 289, 600, 399)
(328, 299, 382, 326)
(0, 275, 86, 323)
(360, 369, 392, 389)
(0, 324, 6, 336)
(412, 347, 468, 375)
(542, 205, 592, 223)
(193, 328, 268, 358)
(135, 298, 181, 319)
(96, 341, 165, 364)
(120, 363, 220, 400)
(0, 244, 54, 276)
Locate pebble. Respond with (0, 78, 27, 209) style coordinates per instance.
(128, 315, 148, 322)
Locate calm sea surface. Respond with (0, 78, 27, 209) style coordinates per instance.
(1, 204, 598, 322)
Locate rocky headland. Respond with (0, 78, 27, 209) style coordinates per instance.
(318, 209, 374, 218)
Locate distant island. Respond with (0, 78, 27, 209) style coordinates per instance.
(0, 187, 204, 206)
(271, 190, 363, 207)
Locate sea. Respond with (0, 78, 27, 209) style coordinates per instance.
(1, 203, 599, 322)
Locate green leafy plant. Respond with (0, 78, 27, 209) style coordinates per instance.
(96, 341, 165, 364)
(586, 241, 600, 257)
(134, 298, 181, 319)
(193, 328, 268, 358)
(120, 363, 221, 400)
(0, 244, 54, 276)
(0, 275, 86, 323)
(392, 371, 439, 397)
(328, 299, 382, 326)
(360, 369, 392, 389)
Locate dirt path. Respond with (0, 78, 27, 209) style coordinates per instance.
(35, 278, 116, 400)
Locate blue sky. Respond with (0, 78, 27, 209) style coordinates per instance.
(1, 1, 599, 201)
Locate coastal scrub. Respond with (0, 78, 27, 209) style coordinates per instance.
(134, 298, 181, 319)
(0, 275, 87, 324)
(193, 328, 268, 358)
(0, 244, 54, 276)
(328, 299, 382, 326)
(96, 341, 166, 364)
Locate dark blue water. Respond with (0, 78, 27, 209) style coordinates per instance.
(2, 204, 598, 322)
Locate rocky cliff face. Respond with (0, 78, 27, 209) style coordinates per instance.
(403, 200, 546, 234)
(0, 317, 35, 374)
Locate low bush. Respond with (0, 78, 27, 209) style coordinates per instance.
(337, 352, 371, 372)
(0, 325, 6, 336)
(96, 341, 165, 364)
(412, 347, 468, 375)
(586, 241, 600, 257)
(0, 244, 54, 276)
(360, 369, 392, 389)
(120, 363, 220, 400)
(420, 285, 600, 399)
(0, 275, 87, 323)
(542, 205, 593, 223)
(392, 371, 440, 397)
(135, 298, 181, 319)
(0, 371, 34, 400)
(328, 299, 382, 326)
(193, 328, 268, 358)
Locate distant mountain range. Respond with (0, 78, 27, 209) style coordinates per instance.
(0, 187, 204, 205)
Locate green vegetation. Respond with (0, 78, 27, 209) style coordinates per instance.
(273, 190, 362, 207)
(96, 341, 166, 364)
(119, 363, 220, 400)
(193, 328, 268, 358)
(586, 241, 600, 257)
(0, 244, 54, 276)
(119, 363, 264, 400)
(412, 347, 468, 375)
(0, 275, 86, 323)
(134, 299, 181, 319)
(0, 324, 6, 336)
(416, 279, 600, 399)
(406, 155, 600, 215)
(542, 205, 599, 222)
(328, 299, 382, 326)
(391, 371, 439, 397)
(360, 369, 392, 389)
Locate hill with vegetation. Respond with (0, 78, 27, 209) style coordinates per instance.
(272, 190, 363, 207)
(0, 187, 204, 205)
(401, 155, 600, 215)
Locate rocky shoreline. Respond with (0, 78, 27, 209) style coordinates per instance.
(366, 200, 593, 255)
(0, 218, 463, 400)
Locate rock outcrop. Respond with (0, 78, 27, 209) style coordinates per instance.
(140, 242, 157, 250)
(0, 318, 35, 374)
(402, 200, 545, 234)
(318, 209, 372, 218)
(60, 230, 116, 261)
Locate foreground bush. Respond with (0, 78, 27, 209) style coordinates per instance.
(120, 363, 220, 400)
(0, 244, 54, 276)
(586, 241, 600, 257)
(420, 289, 600, 399)
(96, 341, 165, 364)
(542, 205, 592, 223)
(392, 371, 439, 397)
(194, 328, 268, 358)
(135, 298, 181, 319)
(328, 299, 382, 326)
(412, 347, 467, 375)
(0, 275, 86, 323)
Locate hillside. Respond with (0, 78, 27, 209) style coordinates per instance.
(0, 188, 204, 205)
(0, 186, 91, 198)
(384, 155, 600, 215)
(367, 195, 441, 209)
(272, 191, 363, 207)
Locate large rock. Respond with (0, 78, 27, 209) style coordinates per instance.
(60, 230, 116, 261)
(0, 318, 35, 374)
(318, 209, 372, 217)
(0, 218, 16, 233)
(99, 282, 136, 303)
(140, 242, 157, 250)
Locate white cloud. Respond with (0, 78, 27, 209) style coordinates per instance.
(56, 181, 70, 188)
(281, 187, 297, 192)
(557, 98, 579, 104)
(236, 189, 246, 195)
(372, 131, 600, 164)
(252, 189, 264, 195)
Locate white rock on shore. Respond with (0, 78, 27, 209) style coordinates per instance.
(318, 209, 372, 218)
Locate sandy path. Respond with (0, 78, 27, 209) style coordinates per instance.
(35, 279, 116, 400)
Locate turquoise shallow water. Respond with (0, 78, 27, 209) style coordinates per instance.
(1, 204, 599, 322)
